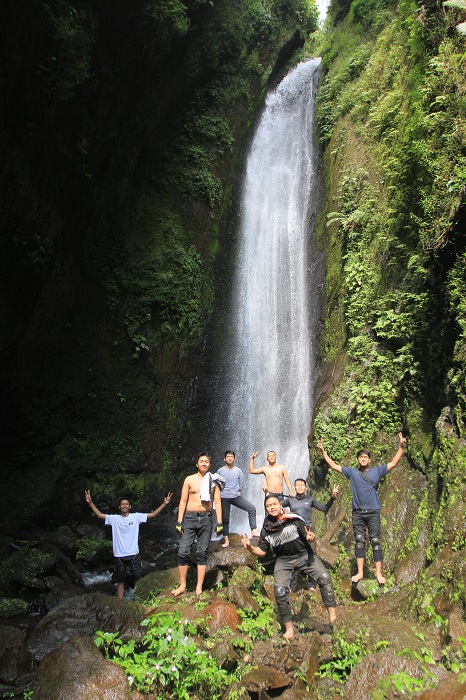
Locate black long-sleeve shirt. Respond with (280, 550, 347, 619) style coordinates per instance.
(281, 494, 334, 527)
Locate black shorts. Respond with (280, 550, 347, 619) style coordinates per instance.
(112, 554, 143, 585)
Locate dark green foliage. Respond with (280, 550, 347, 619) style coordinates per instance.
(312, 0, 466, 586)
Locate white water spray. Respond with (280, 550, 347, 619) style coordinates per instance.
(214, 59, 322, 530)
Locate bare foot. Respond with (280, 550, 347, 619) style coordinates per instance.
(171, 586, 186, 597)
(376, 575, 386, 585)
(195, 587, 203, 596)
(351, 575, 364, 584)
(283, 621, 294, 640)
(221, 538, 230, 548)
(251, 529, 259, 537)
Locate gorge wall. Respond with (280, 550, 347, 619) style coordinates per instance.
(309, 0, 465, 612)
(0, 0, 317, 521)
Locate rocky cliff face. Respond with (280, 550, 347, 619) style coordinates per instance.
(0, 0, 315, 521)
(310, 0, 466, 626)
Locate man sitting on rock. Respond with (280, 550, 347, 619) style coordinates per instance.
(241, 494, 337, 639)
(84, 490, 172, 599)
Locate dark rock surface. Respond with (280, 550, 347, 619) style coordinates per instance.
(27, 593, 144, 661)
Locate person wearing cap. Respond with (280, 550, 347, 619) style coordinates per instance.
(241, 494, 337, 639)
(317, 432, 407, 584)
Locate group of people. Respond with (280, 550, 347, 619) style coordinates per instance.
(85, 432, 407, 639)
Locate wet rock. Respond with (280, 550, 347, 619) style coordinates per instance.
(201, 600, 241, 634)
(209, 638, 239, 671)
(437, 601, 466, 642)
(44, 578, 88, 611)
(0, 625, 35, 684)
(39, 541, 84, 585)
(74, 523, 107, 540)
(333, 609, 438, 657)
(240, 664, 291, 693)
(44, 526, 78, 558)
(280, 689, 318, 700)
(345, 649, 451, 700)
(27, 592, 144, 661)
(380, 467, 428, 573)
(394, 519, 429, 584)
(34, 633, 130, 700)
(229, 564, 264, 590)
(223, 585, 260, 612)
(208, 546, 256, 572)
(135, 567, 195, 600)
(315, 539, 339, 568)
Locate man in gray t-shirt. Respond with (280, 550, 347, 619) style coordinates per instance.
(317, 432, 406, 585)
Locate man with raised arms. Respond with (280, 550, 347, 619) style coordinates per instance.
(249, 450, 295, 500)
(171, 453, 223, 597)
(317, 432, 407, 585)
(84, 490, 172, 599)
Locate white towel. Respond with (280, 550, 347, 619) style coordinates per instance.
(199, 473, 226, 503)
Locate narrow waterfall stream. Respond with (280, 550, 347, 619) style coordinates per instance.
(212, 58, 323, 531)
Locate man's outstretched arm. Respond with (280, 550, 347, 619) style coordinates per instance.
(147, 492, 173, 519)
(316, 439, 343, 474)
(249, 451, 264, 475)
(242, 533, 266, 557)
(387, 432, 407, 471)
(84, 490, 106, 520)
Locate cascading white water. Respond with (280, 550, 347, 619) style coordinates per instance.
(215, 58, 322, 530)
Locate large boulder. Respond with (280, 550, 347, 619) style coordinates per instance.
(200, 600, 241, 634)
(27, 593, 144, 661)
(43, 526, 79, 558)
(34, 633, 130, 700)
(345, 650, 452, 700)
(208, 546, 257, 572)
(0, 625, 35, 684)
(44, 577, 89, 611)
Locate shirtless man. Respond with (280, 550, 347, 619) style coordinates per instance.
(171, 453, 223, 597)
(249, 450, 295, 499)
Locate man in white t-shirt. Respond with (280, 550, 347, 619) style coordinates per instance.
(84, 490, 172, 598)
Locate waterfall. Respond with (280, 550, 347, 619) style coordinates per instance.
(212, 58, 322, 530)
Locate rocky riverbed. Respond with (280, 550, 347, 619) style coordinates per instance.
(0, 520, 465, 699)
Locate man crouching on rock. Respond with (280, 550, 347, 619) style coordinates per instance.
(242, 494, 336, 639)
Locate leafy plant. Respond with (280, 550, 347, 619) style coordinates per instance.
(317, 629, 369, 682)
(95, 611, 231, 698)
(237, 591, 277, 640)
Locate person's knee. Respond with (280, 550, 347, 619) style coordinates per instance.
(354, 533, 365, 556)
(316, 571, 337, 608)
(274, 585, 289, 601)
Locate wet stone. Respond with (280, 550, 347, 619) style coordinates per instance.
(34, 633, 130, 700)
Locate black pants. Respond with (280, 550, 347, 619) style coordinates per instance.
(352, 510, 383, 562)
(274, 552, 336, 622)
